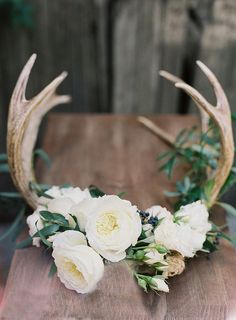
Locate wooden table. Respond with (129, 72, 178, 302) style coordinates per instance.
(1, 114, 236, 320)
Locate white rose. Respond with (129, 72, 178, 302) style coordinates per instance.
(39, 186, 92, 206)
(71, 197, 99, 232)
(146, 205, 172, 219)
(144, 247, 167, 268)
(26, 206, 45, 247)
(52, 231, 104, 294)
(150, 277, 169, 293)
(85, 195, 142, 262)
(175, 200, 211, 235)
(154, 215, 205, 258)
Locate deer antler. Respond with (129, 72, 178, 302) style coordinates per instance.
(139, 61, 234, 207)
(7, 54, 71, 209)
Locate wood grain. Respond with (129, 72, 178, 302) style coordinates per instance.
(1, 114, 236, 320)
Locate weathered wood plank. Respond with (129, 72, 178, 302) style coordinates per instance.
(1, 114, 236, 320)
(189, 0, 236, 114)
(112, 0, 188, 114)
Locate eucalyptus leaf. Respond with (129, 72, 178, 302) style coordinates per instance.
(217, 202, 236, 218)
(48, 261, 57, 278)
(117, 191, 126, 199)
(0, 163, 9, 173)
(34, 149, 51, 167)
(39, 211, 69, 227)
(0, 192, 22, 199)
(89, 185, 105, 198)
(36, 222, 52, 247)
(33, 224, 60, 238)
(16, 236, 33, 249)
(0, 153, 8, 162)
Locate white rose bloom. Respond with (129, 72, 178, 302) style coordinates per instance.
(39, 186, 92, 206)
(85, 195, 142, 262)
(26, 206, 45, 247)
(144, 247, 167, 267)
(154, 215, 205, 258)
(150, 277, 169, 293)
(146, 205, 172, 219)
(52, 231, 104, 294)
(175, 200, 212, 235)
(52, 230, 87, 248)
(71, 198, 99, 232)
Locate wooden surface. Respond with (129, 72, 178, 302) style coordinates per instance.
(1, 114, 236, 320)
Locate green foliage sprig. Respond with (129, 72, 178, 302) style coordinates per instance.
(157, 119, 236, 250)
(157, 120, 236, 210)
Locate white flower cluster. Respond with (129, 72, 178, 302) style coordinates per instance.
(26, 186, 211, 294)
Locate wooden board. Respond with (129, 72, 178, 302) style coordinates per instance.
(1, 114, 236, 320)
(112, 0, 188, 114)
(189, 0, 236, 114)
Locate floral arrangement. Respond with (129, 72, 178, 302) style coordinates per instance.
(1, 55, 236, 297)
(23, 185, 211, 294)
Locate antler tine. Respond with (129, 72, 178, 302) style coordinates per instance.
(175, 82, 217, 121)
(11, 53, 37, 107)
(138, 116, 175, 146)
(139, 63, 234, 207)
(196, 61, 229, 111)
(159, 70, 184, 84)
(7, 54, 71, 209)
(173, 63, 234, 207)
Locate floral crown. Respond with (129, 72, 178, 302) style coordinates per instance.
(4, 54, 235, 294)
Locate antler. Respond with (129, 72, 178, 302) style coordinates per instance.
(7, 54, 71, 209)
(139, 61, 234, 207)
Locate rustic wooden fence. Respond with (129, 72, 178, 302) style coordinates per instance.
(1, 0, 236, 152)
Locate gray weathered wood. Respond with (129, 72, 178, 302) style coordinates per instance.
(189, 0, 236, 113)
(112, 0, 188, 114)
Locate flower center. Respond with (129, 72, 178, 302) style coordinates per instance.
(96, 212, 119, 236)
(65, 260, 84, 281)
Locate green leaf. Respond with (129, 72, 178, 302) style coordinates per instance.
(203, 239, 217, 253)
(220, 168, 236, 196)
(0, 206, 26, 242)
(218, 232, 236, 246)
(175, 129, 188, 146)
(156, 150, 173, 161)
(155, 244, 169, 254)
(217, 202, 236, 218)
(89, 185, 105, 198)
(159, 156, 177, 179)
(34, 149, 51, 167)
(134, 274, 148, 293)
(48, 261, 57, 278)
(164, 191, 181, 197)
(16, 236, 33, 249)
(29, 182, 53, 198)
(33, 224, 60, 238)
(117, 191, 126, 198)
(0, 163, 9, 173)
(203, 179, 215, 202)
(69, 214, 81, 231)
(35, 222, 52, 247)
(231, 112, 236, 121)
(0, 153, 7, 162)
(39, 211, 69, 227)
(0, 192, 22, 199)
